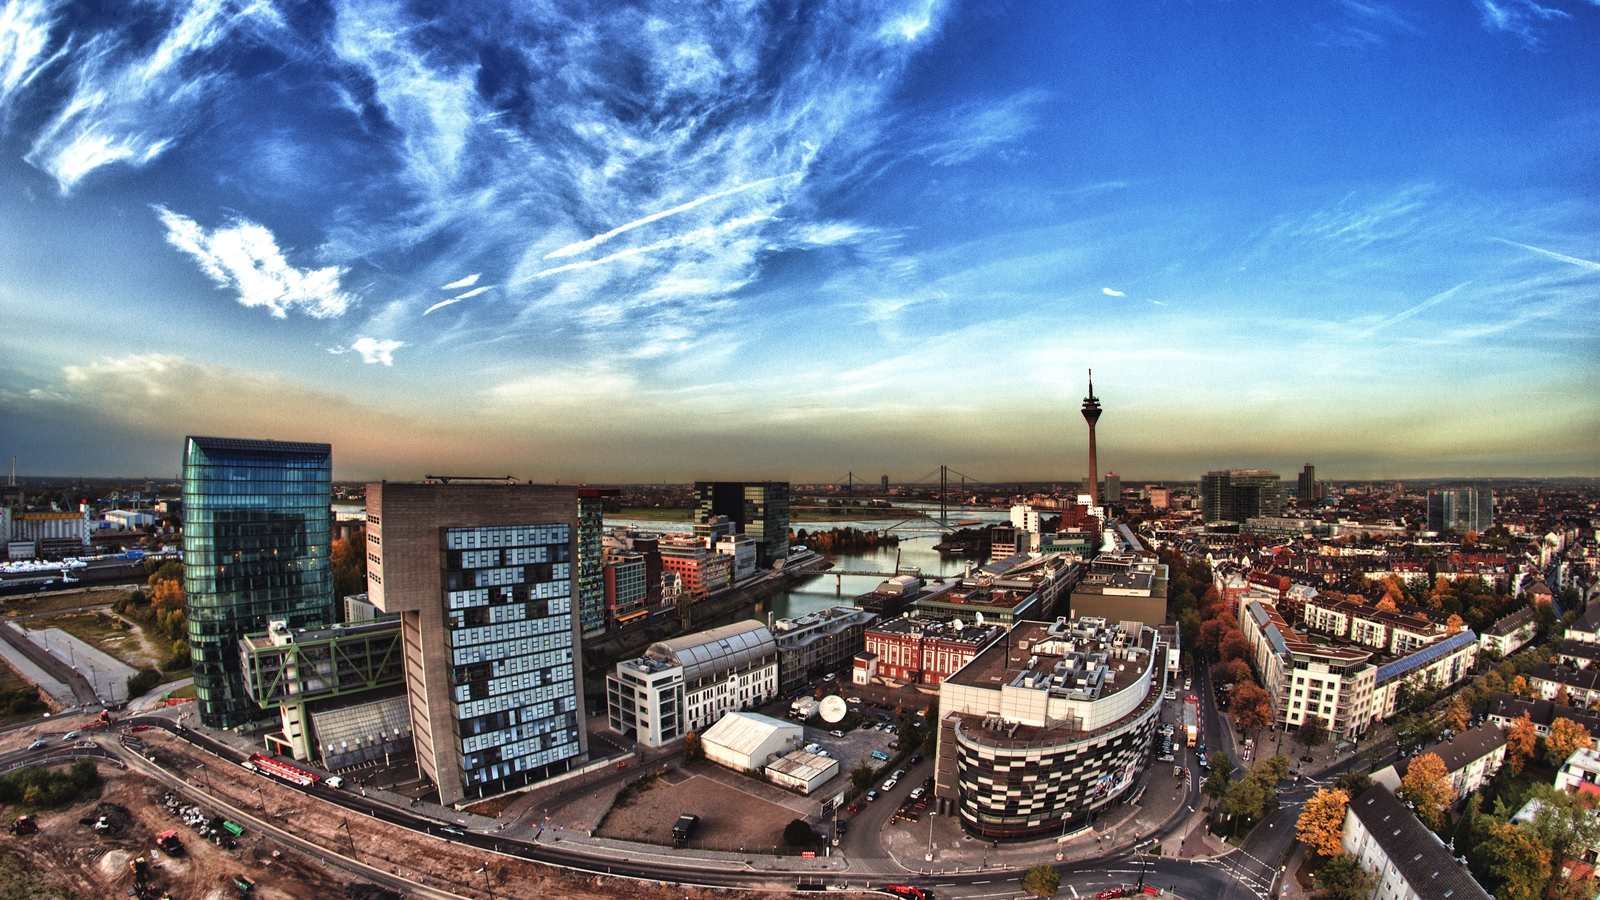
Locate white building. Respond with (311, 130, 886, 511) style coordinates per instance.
(714, 534, 757, 581)
(702, 711, 801, 772)
(102, 509, 156, 531)
(1478, 607, 1537, 658)
(606, 620, 778, 747)
(1343, 786, 1492, 900)
(766, 749, 839, 794)
(1555, 747, 1600, 797)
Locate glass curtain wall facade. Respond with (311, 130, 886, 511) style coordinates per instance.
(445, 523, 582, 797)
(695, 481, 790, 568)
(183, 436, 333, 729)
(577, 493, 606, 637)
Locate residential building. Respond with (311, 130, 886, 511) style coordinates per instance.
(1557, 639, 1600, 670)
(1369, 630, 1480, 720)
(694, 481, 789, 568)
(1200, 469, 1284, 523)
(1479, 607, 1537, 658)
(366, 481, 584, 805)
(1342, 786, 1493, 900)
(1301, 596, 1446, 656)
(1530, 662, 1600, 708)
(1239, 599, 1377, 737)
(1555, 747, 1600, 798)
(658, 536, 733, 599)
(1373, 723, 1507, 798)
(183, 436, 335, 729)
(607, 620, 778, 746)
(934, 617, 1170, 838)
(771, 606, 875, 694)
(862, 615, 1004, 687)
(603, 551, 649, 627)
(1426, 488, 1494, 534)
(1568, 603, 1600, 645)
(1486, 692, 1600, 740)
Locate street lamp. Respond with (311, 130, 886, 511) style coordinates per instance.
(475, 863, 495, 900)
(195, 763, 210, 793)
(340, 818, 357, 856)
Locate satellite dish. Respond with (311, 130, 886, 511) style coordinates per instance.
(952, 618, 964, 632)
(820, 695, 848, 724)
(975, 612, 985, 627)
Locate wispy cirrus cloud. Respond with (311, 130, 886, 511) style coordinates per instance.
(1473, 0, 1572, 46)
(0, 0, 65, 111)
(1102, 287, 1125, 297)
(156, 206, 352, 319)
(916, 89, 1050, 167)
(18, 0, 283, 193)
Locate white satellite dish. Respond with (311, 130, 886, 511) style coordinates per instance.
(975, 611, 985, 627)
(952, 618, 964, 632)
(820, 695, 848, 724)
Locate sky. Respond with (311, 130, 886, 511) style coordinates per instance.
(1, 0, 1596, 484)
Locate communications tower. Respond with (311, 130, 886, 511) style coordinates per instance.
(1081, 371, 1102, 508)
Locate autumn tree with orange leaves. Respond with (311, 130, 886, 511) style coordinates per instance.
(1399, 751, 1454, 831)
(1445, 695, 1470, 734)
(1547, 717, 1595, 766)
(1507, 712, 1538, 773)
(1294, 787, 1351, 858)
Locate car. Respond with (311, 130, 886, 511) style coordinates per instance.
(874, 723, 885, 731)
(816, 750, 830, 758)
(909, 787, 926, 801)
(1184, 678, 1193, 690)
(860, 721, 875, 730)
(836, 821, 848, 835)
(61, 731, 79, 741)
(909, 753, 923, 764)
(28, 739, 48, 750)
(893, 769, 906, 779)
(1158, 754, 1175, 763)
(881, 778, 898, 791)
(847, 696, 862, 705)
(805, 742, 823, 754)
(830, 729, 844, 738)
(923, 776, 934, 788)
(823, 673, 837, 682)
(1165, 690, 1176, 700)
(886, 725, 898, 733)
(872, 750, 890, 760)
(866, 790, 879, 802)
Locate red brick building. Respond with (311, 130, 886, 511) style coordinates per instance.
(863, 616, 1004, 686)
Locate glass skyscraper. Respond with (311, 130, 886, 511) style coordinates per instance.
(183, 437, 334, 729)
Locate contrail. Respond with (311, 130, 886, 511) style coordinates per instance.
(424, 285, 491, 315)
(543, 171, 800, 260)
(1493, 238, 1600, 272)
(441, 273, 481, 289)
(521, 215, 771, 282)
(1358, 281, 1469, 338)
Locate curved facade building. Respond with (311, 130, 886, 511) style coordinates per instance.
(609, 620, 780, 747)
(934, 617, 1169, 839)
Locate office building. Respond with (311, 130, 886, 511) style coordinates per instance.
(1426, 488, 1494, 534)
(1200, 469, 1284, 523)
(1297, 464, 1319, 503)
(576, 488, 617, 638)
(603, 551, 649, 627)
(863, 615, 1004, 687)
(1103, 473, 1121, 503)
(183, 436, 334, 729)
(694, 481, 789, 568)
(658, 536, 733, 599)
(771, 606, 876, 694)
(367, 481, 584, 805)
(934, 617, 1169, 838)
(913, 556, 1081, 629)
(1067, 555, 1169, 627)
(606, 620, 778, 746)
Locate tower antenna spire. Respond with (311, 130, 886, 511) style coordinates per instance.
(1080, 370, 1103, 509)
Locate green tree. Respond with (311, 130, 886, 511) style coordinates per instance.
(1336, 769, 1372, 797)
(850, 762, 875, 794)
(1298, 715, 1329, 749)
(783, 818, 819, 847)
(1203, 752, 1234, 801)
(1317, 852, 1377, 900)
(1224, 773, 1270, 822)
(1020, 864, 1061, 898)
(1517, 784, 1600, 881)
(1258, 753, 1290, 785)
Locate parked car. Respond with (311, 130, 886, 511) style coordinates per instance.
(872, 750, 890, 760)
(847, 696, 862, 705)
(836, 821, 847, 835)
(893, 769, 906, 779)
(909, 754, 923, 764)
(1158, 754, 1175, 763)
(881, 778, 897, 791)
(866, 790, 879, 802)
(909, 787, 926, 801)
(830, 729, 844, 738)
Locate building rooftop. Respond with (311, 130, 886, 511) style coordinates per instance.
(1484, 606, 1536, 637)
(1486, 691, 1600, 737)
(187, 436, 332, 455)
(944, 617, 1152, 703)
(765, 749, 838, 782)
(1399, 722, 1507, 777)
(868, 615, 1004, 648)
(1349, 786, 1492, 900)
(647, 620, 776, 682)
(701, 711, 799, 758)
(1374, 629, 1478, 685)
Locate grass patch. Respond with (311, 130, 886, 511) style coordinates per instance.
(36, 611, 152, 669)
(164, 683, 196, 699)
(0, 851, 72, 900)
(159, 668, 193, 685)
(0, 659, 47, 728)
(0, 760, 102, 811)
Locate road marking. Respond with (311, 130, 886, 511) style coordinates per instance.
(1070, 888, 1079, 898)
(972, 879, 990, 884)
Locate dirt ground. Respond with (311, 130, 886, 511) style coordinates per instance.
(1, 728, 820, 900)
(596, 772, 793, 853)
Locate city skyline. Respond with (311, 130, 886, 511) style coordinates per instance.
(2, 1, 1596, 482)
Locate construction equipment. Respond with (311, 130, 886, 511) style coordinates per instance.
(245, 753, 321, 787)
(155, 830, 184, 855)
(8, 815, 36, 835)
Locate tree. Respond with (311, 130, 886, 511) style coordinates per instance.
(1335, 769, 1372, 798)
(1555, 684, 1572, 706)
(1295, 787, 1351, 858)
(783, 818, 820, 847)
(1020, 864, 1061, 898)
(1231, 681, 1273, 740)
(1445, 695, 1470, 734)
(1547, 716, 1594, 766)
(1203, 752, 1234, 802)
(1399, 751, 1454, 831)
(1257, 753, 1291, 786)
(850, 762, 875, 794)
(1220, 630, 1253, 664)
(1517, 784, 1600, 881)
(1375, 596, 1398, 613)
(682, 731, 701, 763)
(1224, 774, 1270, 822)
(1507, 712, 1537, 773)
(1480, 820, 1552, 900)
(1316, 852, 1376, 900)
(1298, 715, 1329, 749)
(1508, 675, 1533, 698)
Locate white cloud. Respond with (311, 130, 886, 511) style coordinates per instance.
(441, 273, 481, 289)
(0, 0, 65, 110)
(1474, 0, 1571, 46)
(155, 206, 352, 319)
(1102, 287, 1124, 297)
(22, 0, 284, 193)
(423, 285, 492, 315)
(350, 337, 402, 365)
(916, 89, 1048, 167)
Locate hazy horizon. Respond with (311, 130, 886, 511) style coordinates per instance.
(3, 1, 1595, 482)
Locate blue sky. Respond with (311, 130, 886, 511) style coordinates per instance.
(1, 0, 1595, 482)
